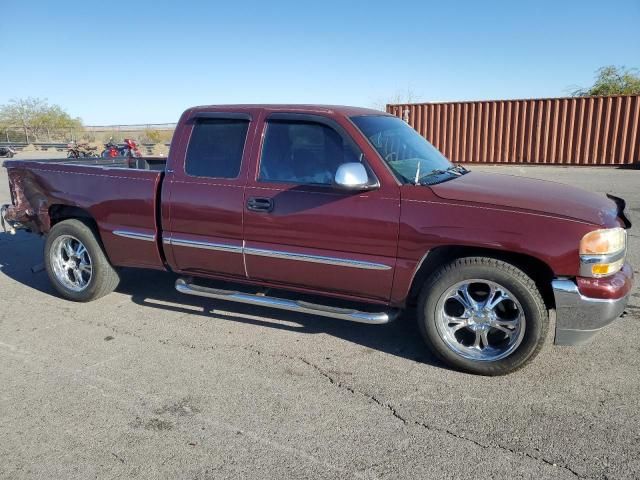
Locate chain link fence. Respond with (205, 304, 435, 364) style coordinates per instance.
(0, 123, 176, 145)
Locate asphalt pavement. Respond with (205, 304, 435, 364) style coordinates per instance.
(0, 156, 639, 479)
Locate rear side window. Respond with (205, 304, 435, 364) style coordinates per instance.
(259, 120, 362, 185)
(185, 118, 249, 178)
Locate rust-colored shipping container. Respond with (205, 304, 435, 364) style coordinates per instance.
(387, 95, 640, 166)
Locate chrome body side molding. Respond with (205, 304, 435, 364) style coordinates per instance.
(175, 278, 397, 325)
(163, 236, 392, 271)
(243, 247, 391, 271)
(113, 230, 156, 242)
(164, 237, 243, 254)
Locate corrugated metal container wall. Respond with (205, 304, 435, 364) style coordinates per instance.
(387, 95, 640, 166)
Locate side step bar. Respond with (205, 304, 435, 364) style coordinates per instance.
(175, 278, 397, 325)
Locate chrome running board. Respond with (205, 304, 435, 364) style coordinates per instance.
(175, 278, 396, 325)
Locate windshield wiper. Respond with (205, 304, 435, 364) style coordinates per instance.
(418, 165, 468, 185)
(450, 164, 469, 174)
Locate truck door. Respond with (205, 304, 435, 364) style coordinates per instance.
(242, 113, 400, 302)
(162, 111, 256, 278)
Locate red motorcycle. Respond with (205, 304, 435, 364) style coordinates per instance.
(101, 137, 120, 158)
(101, 137, 142, 158)
(121, 138, 142, 158)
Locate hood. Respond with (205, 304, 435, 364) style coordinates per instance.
(430, 171, 619, 226)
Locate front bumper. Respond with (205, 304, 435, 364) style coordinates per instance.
(553, 264, 634, 345)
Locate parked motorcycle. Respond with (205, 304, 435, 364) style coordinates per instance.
(82, 144, 99, 157)
(101, 137, 120, 158)
(67, 142, 82, 158)
(121, 138, 142, 158)
(101, 137, 142, 159)
(67, 142, 99, 159)
(0, 146, 16, 158)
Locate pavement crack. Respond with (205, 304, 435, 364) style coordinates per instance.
(414, 421, 584, 478)
(297, 356, 585, 479)
(60, 325, 599, 479)
(297, 357, 408, 424)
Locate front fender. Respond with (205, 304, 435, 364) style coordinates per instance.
(391, 195, 600, 305)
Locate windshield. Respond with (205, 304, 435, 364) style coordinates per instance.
(351, 115, 453, 184)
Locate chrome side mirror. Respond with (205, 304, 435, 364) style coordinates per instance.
(334, 163, 370, 190)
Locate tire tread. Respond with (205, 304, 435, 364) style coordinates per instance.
(418, 256, 548, 375)
(45, 219, 120, 302)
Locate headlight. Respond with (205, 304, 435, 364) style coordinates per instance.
(579, 227, 626, 277)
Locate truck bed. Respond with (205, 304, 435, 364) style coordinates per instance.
(2, 157, 167, 270)
(25, 156, 167, 171)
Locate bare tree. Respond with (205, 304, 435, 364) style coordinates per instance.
(371, 86, 422, 112)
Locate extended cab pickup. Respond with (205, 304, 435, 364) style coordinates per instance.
(1, 105, 634, 375)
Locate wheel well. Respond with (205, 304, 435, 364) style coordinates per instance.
(48, 205, 112, 260)
(407, 246, 556, 310)
(48, 205, 102, 238)
(49, 205, 95, 227)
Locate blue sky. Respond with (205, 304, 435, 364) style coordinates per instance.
(1, 0, 638, 125)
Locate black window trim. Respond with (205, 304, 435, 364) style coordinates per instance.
(184, 114, 251, 180)
(191, 111, 252, 122)
(348, 114, 405, 187)
(257, 112, 380, 188)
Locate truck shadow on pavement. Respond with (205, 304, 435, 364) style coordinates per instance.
(122, 268, 442, 367)
(0, 231, 443, 369)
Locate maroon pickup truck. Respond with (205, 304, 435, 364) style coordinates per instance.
(1, 105, 634, 375)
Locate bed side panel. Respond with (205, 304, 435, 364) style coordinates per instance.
(6, 162, 164, 269)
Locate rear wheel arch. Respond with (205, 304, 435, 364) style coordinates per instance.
(49, 204, 96, 229)
(407, 245, 556, 310)
(48, 204, 112, 262)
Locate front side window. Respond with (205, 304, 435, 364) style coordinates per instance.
(185, 118, 249, 178)
(351, 115, 453, 184)
(259, 120, 363, 185)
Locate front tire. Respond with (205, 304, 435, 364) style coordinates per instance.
(418, 257, 548, 375)
(45, 219, 120, 302)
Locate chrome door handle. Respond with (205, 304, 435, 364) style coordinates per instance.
(247, 197, 274, 212)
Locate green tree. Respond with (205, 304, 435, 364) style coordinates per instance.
(0, 97, 42, 143)
(572, 66, 640, 96)
(0, 97, 83, 143)
(33, 105, 82, 141)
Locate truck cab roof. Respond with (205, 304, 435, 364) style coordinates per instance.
(186, 104, 390, 118)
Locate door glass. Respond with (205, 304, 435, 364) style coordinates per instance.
(185, 118, 249, 178)
(258, 120, 362, 185)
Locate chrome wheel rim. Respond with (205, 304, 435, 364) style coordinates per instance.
(50, 235, 93, 292)
(435, 279, 526, 361)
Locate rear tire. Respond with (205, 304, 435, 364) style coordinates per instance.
(417, 257, 548, 375)
(45, 219, 120, 302)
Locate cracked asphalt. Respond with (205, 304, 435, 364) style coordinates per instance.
(1, 158, 639, 479)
